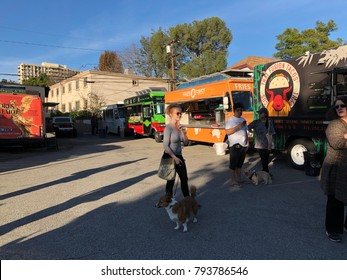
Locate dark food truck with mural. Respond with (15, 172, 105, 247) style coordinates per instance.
(253, 45, 347, 169)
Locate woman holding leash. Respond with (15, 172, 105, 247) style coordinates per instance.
(162, 104, 190, 197)
(321, 96, 347, 243)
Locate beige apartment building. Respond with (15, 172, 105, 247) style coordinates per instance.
(18, 62, 82, 84)
(47, 70, 170, 113)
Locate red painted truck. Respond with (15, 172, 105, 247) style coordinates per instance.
(0, 88, 45, 146)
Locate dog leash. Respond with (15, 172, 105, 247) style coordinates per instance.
(173, 175, 179, 197)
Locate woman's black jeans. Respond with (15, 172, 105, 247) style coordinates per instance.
(325, 195, 347, 234)
(163, 153, 190, 197)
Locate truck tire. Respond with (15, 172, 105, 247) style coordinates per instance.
(287, 139, 316, 170)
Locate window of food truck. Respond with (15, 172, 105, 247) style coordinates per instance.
(336, 72, 347, 95)
(231, 91, 253, 111)
(181, 97, 224, 126)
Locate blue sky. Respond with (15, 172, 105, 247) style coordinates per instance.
(0, 0, 346, 82)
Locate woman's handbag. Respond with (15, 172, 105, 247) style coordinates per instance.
(157, 157, 176, 180)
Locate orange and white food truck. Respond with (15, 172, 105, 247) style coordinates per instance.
(165, 74, 254, 145)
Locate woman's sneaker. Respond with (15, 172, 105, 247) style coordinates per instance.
(326, 231, 342, 243)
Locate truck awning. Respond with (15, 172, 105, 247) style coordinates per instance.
(43, 102, 59, 107)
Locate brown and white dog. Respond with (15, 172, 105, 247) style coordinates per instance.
(155, 186, 199, 232)
(245, 170, 272, 185)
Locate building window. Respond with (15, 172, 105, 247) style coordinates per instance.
(76, 80, 79, 90)
(83, 78, 88, 87)
(83, 99, 88, 109)
(68, 83, 71, 92)
(69, 103, 72, 112)
(75, 101, 80, 111)
(61, 104, 66, 112)
(62, 86, 65, 94)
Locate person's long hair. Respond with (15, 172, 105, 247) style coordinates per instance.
(326, 95, 347, 121)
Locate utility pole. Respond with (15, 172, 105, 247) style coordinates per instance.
(166, 40, 176, 91)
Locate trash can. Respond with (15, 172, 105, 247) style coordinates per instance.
(303, 151, 321, 176)
(99, 128, 106, 138)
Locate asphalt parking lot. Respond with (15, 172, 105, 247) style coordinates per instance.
(1, 134, 347, 260)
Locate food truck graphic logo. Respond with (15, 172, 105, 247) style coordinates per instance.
(182, 88, 206, 99)
(0, 95, 37, 137)
(260, 62, 300, 117)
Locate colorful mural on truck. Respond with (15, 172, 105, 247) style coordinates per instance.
(253, 44, 347, 168)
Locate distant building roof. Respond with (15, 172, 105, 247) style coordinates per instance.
(224, 56, 278, 72)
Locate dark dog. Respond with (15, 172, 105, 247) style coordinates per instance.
(245, 170, 272, 185)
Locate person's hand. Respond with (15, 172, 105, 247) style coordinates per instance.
(174, 156, 182, 165)
(238, 121, 246, 129)
(177, 123, 186, 133)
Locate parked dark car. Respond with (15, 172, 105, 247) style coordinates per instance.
(52, 116, 77, 137)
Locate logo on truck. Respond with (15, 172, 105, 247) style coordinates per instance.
(182, 88, 206, 99)
(260, 62, 300, 117)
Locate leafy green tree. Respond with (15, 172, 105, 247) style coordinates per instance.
(171, 17, 232, 79)
(135, 17, 232, 80)
(22, 73, 51, 86)
(274, 20, 345, 59)
(97, 50, 123, 73)
(135, 28, 170, 78)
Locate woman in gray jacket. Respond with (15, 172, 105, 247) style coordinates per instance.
(321, 95, 347, 243)
(162, 104, 190, 197)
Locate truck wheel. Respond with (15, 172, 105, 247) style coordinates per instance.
(287, 139, 316, 170)
(154, 132, 162, 143)
(134, 131, 141, 139)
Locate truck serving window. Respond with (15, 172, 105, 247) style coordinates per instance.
(231, 91, 252, 111)
(336, 72, 347, 95)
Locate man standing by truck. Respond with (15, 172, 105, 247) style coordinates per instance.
(91, 113, 98, 135)
(225, 102, 249, 187)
